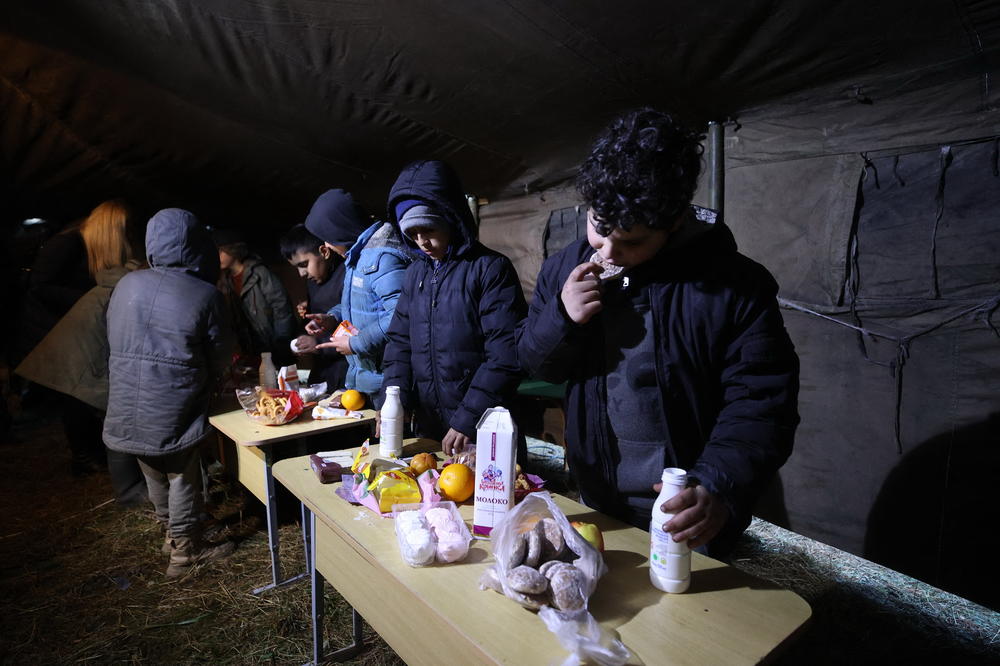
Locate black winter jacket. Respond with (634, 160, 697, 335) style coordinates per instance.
(517, 213, 799, 553)
(382, 160, 527, 438)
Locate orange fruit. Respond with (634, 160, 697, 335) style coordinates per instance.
(438, 463, 475, 502)
(340, 389, 365, 411)
(409, 452, 438, 475)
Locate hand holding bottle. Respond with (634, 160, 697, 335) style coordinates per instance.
(653, 483, 728, 550)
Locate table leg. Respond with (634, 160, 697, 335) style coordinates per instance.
(307, 508, 364, 664)
(309, 507, 322, 665)
(252, 444, 307, 595)
(302, 501, 311, 573)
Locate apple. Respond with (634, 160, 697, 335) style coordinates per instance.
(571, 521, 605, 552)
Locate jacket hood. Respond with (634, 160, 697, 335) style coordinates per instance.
(145, 208, 219, 283)
(304, 188, 371, 246)
(387, 160, 477, 259)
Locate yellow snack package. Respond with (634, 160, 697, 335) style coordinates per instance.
(368, 469, 421, 513)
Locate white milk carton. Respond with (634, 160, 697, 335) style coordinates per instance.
(473, 407, 517, 537)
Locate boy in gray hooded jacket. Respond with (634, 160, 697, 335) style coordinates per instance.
(105, 208, 236, 577)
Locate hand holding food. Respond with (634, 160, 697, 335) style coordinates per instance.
(560, 262, 604, 325)
(441, 428, 472, 456)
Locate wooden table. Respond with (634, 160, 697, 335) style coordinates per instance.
(273, 454, 812, 665)
(209, 408, 375, 593)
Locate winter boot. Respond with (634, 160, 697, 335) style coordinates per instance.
(165, 536, 236, 577)
(160, 516, 226, 555)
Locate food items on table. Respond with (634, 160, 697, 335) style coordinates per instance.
(393, 501, 472, 566)
(479, 494, 606, 615)
(339, 389, 365, 411)
(438, 463, 475, 502)
(311, 390, 366, 420)
(424, 506, 468, 562)
(277, 365, 300, 391)
(257, 392, 288, 420)
(409, 452, 438, 476)
(236, 387, 304, 425)
(484, 517, 591, 611)
(368, 469, 421, 513)
(570, 521, 605, 552)
(309, 455, 344, 484)
(473, 407, 517, 536)
(395, 510, 436, 566)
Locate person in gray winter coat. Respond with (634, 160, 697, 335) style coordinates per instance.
(104, 208, 236, 577)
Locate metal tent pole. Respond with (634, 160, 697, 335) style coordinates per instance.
(707, 121, 725, 218)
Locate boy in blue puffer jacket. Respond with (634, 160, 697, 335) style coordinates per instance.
(381, 160, 527, 457)
(303, 189, 410, 405)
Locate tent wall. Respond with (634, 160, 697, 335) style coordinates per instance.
(727, 136, 1000, 609)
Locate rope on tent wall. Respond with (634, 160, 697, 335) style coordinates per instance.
(778, 294, 1000, 454)
(930, 146, 954, 299)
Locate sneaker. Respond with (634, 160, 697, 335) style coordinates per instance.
(165, 536, 236, 577)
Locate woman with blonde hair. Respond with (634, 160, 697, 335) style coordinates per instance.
(17, 200, 147, 503)
(79, 199, 133, 277)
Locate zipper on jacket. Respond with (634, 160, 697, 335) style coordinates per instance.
(427, 265, 442, 412)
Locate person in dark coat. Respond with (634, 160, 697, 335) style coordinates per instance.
(16, 259, 147, 502)
(382, 160, 527, 456)
(279, 224, 348, 390)
(517, 109, 800, 557)
(214, 229, 297, 368)
(12, 222, 94, 367)
(104, 208, 235, 577)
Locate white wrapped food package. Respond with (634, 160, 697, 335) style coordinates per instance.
(393, 501, 473, 566)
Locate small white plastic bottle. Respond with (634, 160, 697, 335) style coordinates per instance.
(650, 467, 691, 593)
(258, 352, 278, 390)
(379, 386, 404, 457)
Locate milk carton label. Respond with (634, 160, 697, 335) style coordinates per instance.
(473, 407, 517, 536)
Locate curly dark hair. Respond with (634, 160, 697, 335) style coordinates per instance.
(577, 108, 704, 236)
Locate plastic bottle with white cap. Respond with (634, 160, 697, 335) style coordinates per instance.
(649, 467, 691, 593)
(258, 352, 278, 390)
(379, 386, 403, 457)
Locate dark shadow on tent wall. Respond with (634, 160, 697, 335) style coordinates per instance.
(729, 138, 1000, 603)
(864, 413, 1000, 611)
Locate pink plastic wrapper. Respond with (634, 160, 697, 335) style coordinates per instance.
(336, 468, 441, 517)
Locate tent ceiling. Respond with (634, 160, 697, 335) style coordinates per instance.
(1, 0, 997, 228)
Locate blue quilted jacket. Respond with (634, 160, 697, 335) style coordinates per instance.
(328, 221, 410, 396)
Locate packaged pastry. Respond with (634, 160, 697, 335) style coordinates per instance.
(392, 501, 472, 566)
(369, 469, 421, 513)
(235, 387, 304, 425)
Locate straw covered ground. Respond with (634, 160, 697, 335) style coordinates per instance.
(0, 413, 403, 665)
(2, 407, 998, 665)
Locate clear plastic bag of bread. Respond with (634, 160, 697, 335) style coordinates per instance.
(236, 387, 304, 425)
(478, 492, 629, 665)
